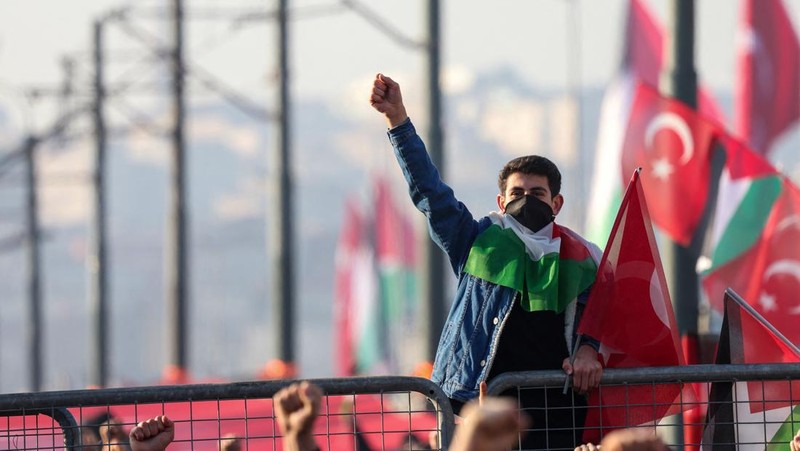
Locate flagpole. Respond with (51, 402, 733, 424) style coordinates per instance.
(660, 0, 698, 342)
(660, 1, 696, 448)
(660, 0, 726, 370)
(725, 288, 800, 356)
(562, 334, 583, 394)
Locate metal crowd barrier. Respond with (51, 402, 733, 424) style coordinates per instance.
(488, 363, 800, 451)
(5, 365, 800, 450)
(0, 376, 454, 450)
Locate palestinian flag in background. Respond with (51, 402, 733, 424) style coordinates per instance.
(373, 177, 418, 374)
(334, 197, 378, 376)
(702, 135, 800, 346)
(586, 0, 725, 247)
(334, 176, 418, 376)
(702, 289, 800, 451)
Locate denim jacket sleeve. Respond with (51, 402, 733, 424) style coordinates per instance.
(387, 119, 483, 274)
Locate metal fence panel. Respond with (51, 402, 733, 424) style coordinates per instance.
(487, 363, 800, 451)
(0, 376, 454, 450)
(0, 408, 78, 450)
(6, 365, 800, 450)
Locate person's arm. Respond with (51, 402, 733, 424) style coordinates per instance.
(371, 74, 482, 273)
(129, 416, 175, 451)
(273, 381, 323, 451)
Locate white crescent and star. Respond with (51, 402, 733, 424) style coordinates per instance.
(759, 259, 800, 314)
(643, 112, 695, 181)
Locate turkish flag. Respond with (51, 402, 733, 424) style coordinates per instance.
(579, 170, 694, 442)
(735, 0, 800, 155)
(734, 290, 800, 412)
(704, 178, 800, 346)
(621, 83, 720, 245)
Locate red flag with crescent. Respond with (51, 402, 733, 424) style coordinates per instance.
(621, 83, 721, 245)
(579, 170, 694, 443)
(704, 178, 800, 345)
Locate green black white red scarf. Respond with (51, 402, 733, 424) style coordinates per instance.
(464, 213, 601, 314)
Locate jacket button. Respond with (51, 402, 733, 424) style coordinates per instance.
(480, 360, 486, 367)
(492, 317, 499, 325)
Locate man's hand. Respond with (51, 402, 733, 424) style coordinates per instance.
(562, 344, 603, 394)
(791, 428, 800, 451)
(575, 429, 668, 451)
(449, 397, 530, 451)
(273, 381, 323, 451)
(598, 428, 669, 451)
(369, 73, 408, 128)
(129, 415, 175, 451)
(574, 442, 600, 451)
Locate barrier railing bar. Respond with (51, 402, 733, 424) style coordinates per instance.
(487, 363, 800, 395)
(0, 407, 79, 450)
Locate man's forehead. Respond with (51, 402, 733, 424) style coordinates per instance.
(506, 173, 549, 190)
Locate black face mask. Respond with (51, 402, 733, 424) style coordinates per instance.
(505, 194, 555, 232)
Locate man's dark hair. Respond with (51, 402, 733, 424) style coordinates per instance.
(497, 155, 561, 196)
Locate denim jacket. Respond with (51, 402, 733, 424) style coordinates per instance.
(388, 119, 598, 403)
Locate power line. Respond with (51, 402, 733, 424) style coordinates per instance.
(229, 1, 423, 50)
(0, 231, 25, 254)
(232, 2, 347, 25)
(340, 0, 425, 50)
(0, 149, 25, 178)
(108, 97, 171, 137)
(114, 18, 275, 122)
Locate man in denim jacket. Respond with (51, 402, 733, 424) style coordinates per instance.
(370, 74, 604, 450)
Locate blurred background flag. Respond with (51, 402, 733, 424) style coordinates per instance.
(334, 197, 375, 376)
(735, 0, 800, 155)
(620, 83, 719, 245)
(586, 0, 726, 246)
(334, 176, 417, 376)
(373, 176, 418, 375)
(702, 151, 800, 345)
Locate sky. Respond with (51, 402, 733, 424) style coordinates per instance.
(0, 0, 798, 131)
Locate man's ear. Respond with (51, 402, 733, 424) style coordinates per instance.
(552, 193, 564, 216)
(496, 194, 506, 212)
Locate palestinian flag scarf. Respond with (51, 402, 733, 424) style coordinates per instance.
(464, 213, 601, 313)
